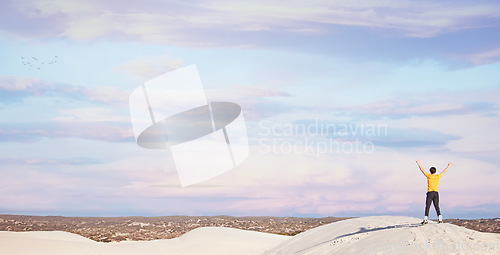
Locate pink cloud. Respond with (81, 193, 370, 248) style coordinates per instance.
(0, 75, 129, 105)
(3, 0, 499, 45)
(0, 121, 133, 143)
(0, 75, 51, 94)
(329, 88, 499, 119)
(463, 48, 500, 65)
(113, 55, 185, 81)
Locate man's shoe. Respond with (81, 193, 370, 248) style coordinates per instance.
(438, 220, 443, 223)
(421, 220, 428, 225)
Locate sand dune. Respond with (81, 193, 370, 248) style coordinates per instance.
(263, 216, 500, 254)
(1, 216, 499, 255)
(0, 227, 289, 255)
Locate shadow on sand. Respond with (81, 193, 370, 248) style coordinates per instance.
(295, 222, 420, 253)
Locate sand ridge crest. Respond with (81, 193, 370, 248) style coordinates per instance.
(263, 216, 500, 254)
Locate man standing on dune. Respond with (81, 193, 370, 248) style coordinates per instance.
(416, 160, 451, 224)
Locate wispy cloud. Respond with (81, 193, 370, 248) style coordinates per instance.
(3, 0, 499, 45)
(373, 127, 460, 148)
(320, 86, 500, 120)
(281, 119, 461, 149)
(0, 76, 52, 101)
(0, 157, 101, 165)
(0, 121, 134, 143)
(114, 148, 500, 216)
(340, 99, 498, 119)
(0, 75, 129, 105)
(113, 55, 185, 81)
(207, 86, 291, 100)
(462, 48, 500, 65)
(0, 75, 135, 143)
(204, 85, 293, 121)
(53, 107, 130, 122)
(199, 0, 500, 37)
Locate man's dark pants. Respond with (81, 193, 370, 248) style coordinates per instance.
(425, 191, 441, 216)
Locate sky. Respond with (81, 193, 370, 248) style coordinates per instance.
(1, 0, 500, 219)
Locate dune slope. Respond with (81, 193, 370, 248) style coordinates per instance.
(0, 227, 290, 255)
(262, 216, 500, 255)
(2, 216, 499, 255)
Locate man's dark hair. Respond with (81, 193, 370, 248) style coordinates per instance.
(430, 167, 436, 174)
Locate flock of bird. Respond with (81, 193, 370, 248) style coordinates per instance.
(21, 56, 58, 70)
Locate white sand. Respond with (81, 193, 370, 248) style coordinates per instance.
(1, 216, 499, 255)
(0, 227, 289, 255)
(263, 216, 500, 255)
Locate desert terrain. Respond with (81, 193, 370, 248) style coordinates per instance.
(1, 215, 498, 242)
(0, 214, 349, 242)
(1, 216, 499, 255)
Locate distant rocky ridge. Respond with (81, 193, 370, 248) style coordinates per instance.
(1, 215, 498, 243)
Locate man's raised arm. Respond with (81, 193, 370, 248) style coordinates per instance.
(416, 160, 426, 176)
(441, 162, 452, 175)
